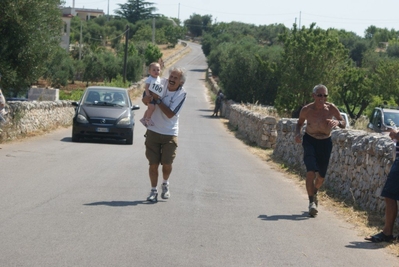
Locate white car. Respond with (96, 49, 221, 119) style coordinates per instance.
(340, 112, 350, 129)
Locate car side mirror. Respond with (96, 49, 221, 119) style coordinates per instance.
(132, 105, 140, 110)
(72, 101, 79, 107)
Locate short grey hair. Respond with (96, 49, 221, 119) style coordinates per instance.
(169, 66, 187, 84)
(313, 84, 328, 94)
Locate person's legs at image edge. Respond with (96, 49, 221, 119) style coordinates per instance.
(365, 159, 399, 242)
(382, 197, 398, 236)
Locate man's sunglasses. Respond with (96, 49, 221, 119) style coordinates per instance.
(316, 94, 328, 98)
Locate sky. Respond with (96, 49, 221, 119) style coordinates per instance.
(63, 0, 399, 37)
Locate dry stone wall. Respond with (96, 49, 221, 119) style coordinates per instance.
(0, 101, 75, 141)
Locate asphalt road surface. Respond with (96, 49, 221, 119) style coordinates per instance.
(0, 43, 398, 267)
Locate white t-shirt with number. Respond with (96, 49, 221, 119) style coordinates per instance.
(146, 76, 164, 97)
(147, 79, 187, 136)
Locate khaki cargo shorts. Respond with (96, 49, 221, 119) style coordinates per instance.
(145, 130, 178, 165)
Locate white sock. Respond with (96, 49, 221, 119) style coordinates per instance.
(151, 187, 157, 192)
(163, 180, 169, 185)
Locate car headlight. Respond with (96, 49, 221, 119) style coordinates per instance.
(77, 114, 89, 123)
(117, 116, 131, 125)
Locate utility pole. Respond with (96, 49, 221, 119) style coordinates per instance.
(107, 0, 109, 21)
(79, 20, 82, 60)
(123, 25, 129, 83)
(299, 11, 301, 29)
(152, 18, 155, 44)
(178, 3, 180, 21)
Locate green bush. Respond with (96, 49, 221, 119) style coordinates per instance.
(104, 74, 130, 88)
(59, 90, 84, 101)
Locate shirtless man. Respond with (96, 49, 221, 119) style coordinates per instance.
(294, 84, 345, 216)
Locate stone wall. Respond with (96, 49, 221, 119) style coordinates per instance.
(1, 101, 75, 141)
(207, 70, 277, 149)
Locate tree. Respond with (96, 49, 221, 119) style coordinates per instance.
(83, 52, 106, 86)
(184, 14, 212, 37)
(275, 23, 348, 114)
(44, 47, 75, 88)
(115, 0, 158, 24)
(217, 37, 281, 105)
(331, 63, 372, 120)
(0, 0, 62, 96)
(144, 43, 162, 66)
(164, 25, 185, 47)
(126, 55, 144, 82)
(103, 51, 122, 83)
(372, 58, 399, 104)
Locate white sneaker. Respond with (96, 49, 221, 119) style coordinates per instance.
(147, 189, 158, 202)
(309, 202, 318, 216)
(161, 183, 170, 199)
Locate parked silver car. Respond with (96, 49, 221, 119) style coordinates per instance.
(367, 106, 399, 133)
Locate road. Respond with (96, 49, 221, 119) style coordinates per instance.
(0, 43, 398, 267)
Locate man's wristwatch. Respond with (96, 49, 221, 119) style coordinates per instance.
(155, 99, 162, 105)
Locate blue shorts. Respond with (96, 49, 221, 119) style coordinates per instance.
(302, 133, 332, 178)
(381, 159, 399, 200)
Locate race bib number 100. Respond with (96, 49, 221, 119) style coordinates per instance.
(149, 81, 164, 97)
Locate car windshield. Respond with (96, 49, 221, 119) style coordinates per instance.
(384, 111, 399, 128)
(83, 89, 128, 107)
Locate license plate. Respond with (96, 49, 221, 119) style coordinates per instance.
(96, 127, 109, 133)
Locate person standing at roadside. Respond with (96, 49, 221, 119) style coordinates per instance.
(141, 66, 187, 203)
(294, 84, 345, 216)
(211, 90, 224, 117)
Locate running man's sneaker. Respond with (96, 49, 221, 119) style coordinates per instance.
(147, 189, 158, 202)
(161, 183, 170, 199)
(309, 202, 318, 216)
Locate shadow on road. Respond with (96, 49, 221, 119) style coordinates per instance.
(61, 137, 127, 145)
(258, 213, 310, 221)
(84, 200, 162, 206)
(345, 241, 394, 250)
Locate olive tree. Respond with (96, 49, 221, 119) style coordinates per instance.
(275, 23, 348, 114)
(0, 0, 63, 95)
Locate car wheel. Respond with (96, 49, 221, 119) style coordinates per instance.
(126, 132, 133, 145)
